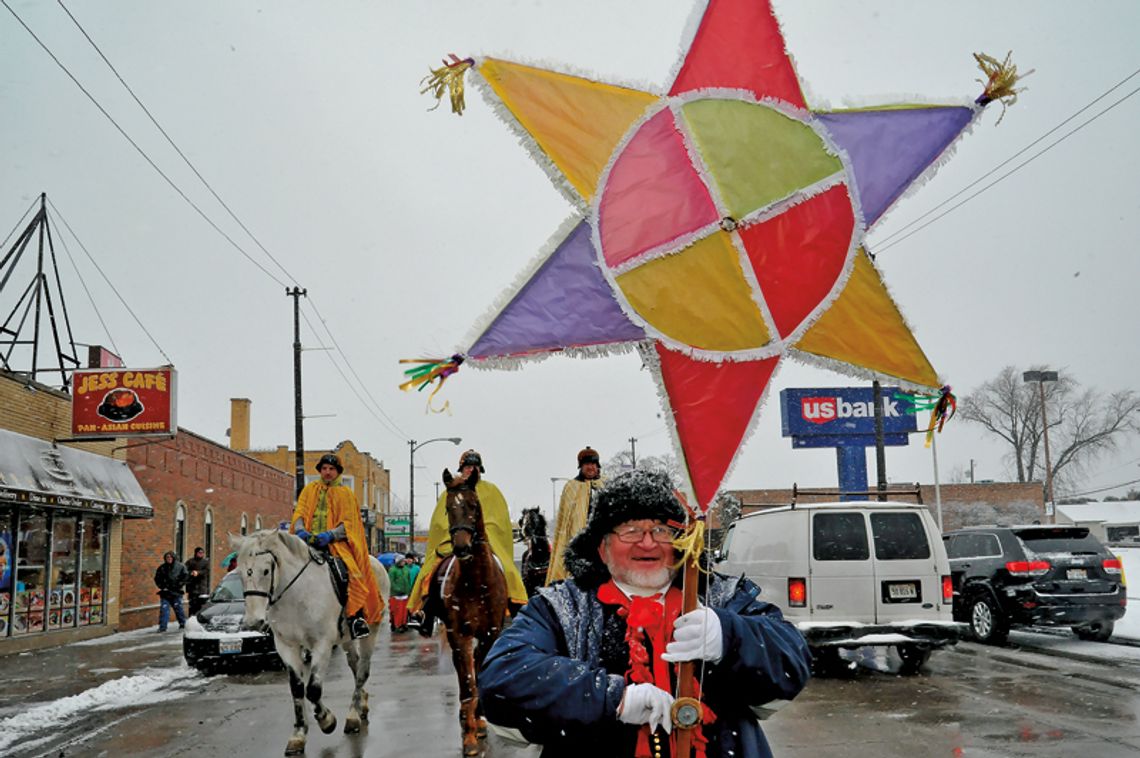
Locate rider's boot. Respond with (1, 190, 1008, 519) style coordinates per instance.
(349, 611, 370, 640)
(417, 610, 435, 638)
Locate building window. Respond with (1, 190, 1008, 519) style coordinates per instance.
(255, 515, 263, 531)
(204, 508, 214, 567)
(174, 503, 186, 560)
(240, 513, 248, 536)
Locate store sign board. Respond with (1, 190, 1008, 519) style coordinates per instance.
(71, 367, 177, 438)
(384, 516, 410, 536)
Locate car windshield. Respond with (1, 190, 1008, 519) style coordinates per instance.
(1013, 527, 1105, 556)
(210, 572, 244, 602)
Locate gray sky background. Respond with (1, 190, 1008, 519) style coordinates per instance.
(3, 0, 1138, 525)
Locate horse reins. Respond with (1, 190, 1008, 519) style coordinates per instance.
(243, 548, 317, 606)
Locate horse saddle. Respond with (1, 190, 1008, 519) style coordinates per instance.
(311, 547, 350, 608)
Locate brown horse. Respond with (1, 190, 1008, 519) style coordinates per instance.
(438, 466, 508, 756)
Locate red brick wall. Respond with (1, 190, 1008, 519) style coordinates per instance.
(118, 428, 294, 630)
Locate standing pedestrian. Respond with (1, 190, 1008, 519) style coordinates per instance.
(479, 470, 812, 757)
(546, 446, 605, 584)
(153, 551, 188, 632)
(387, 555, 413, 632)
(184, 546, 210, 616)
(405, 552, 421, 585)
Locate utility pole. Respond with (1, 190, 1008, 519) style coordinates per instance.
(969, 459, 976, 484)
(287, 287, 307, 497)
(629, 437, 638, 468)
(872, 380, 887, 501)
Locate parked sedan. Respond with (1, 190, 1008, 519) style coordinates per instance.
(183, 571, 281, 672)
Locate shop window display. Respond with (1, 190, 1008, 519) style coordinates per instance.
(80, 518, 106, 626)
(0, 510, 12, 637)
(14, 509, 49, 635)
(51, 516, 80, 630)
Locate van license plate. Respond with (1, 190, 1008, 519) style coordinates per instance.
(1067, 568, 1087, 580)
(219, 638, 242, 654)
(888, 583, 917, 600)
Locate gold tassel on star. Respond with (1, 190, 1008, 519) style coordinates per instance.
(420, 54, 474, 115)
(974, 51, 1033, 124)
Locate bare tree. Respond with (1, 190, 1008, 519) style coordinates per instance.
(959, 366, 1140, 494)
(603, 450, 683, 485)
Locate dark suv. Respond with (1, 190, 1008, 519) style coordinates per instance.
(943, 526, 1126, 644)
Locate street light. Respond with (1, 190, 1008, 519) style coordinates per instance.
(1023, 370, 1059, 523)
(550, 477, 571, 519)
(409, 437, 462, 547)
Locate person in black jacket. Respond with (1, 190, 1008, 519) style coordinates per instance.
(154, 551, 189, 632)
(479, 470, 812, 757)
(184, 546, 210, 616)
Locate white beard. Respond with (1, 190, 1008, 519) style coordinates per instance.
(602, 541, 677, 594)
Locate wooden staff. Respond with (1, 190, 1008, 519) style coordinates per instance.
(670, 518, 704, 757)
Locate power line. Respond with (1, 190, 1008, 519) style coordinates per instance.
(1, 197, 39, 250)
(305, 298, 409, 440)
(875, 81, 1140, 254)
(1066, 477, 1140, 499)
(2, 0, 288, 287)
(44, 1, 408, 442)
(55, 0, 301, 288)
(298, 306, 408, 442)
(875, 66, 1140, 248)
(46, 198, 171, 363)
(49, 209, 120, 356)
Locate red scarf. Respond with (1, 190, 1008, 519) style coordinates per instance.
(598, 580, 716, 758)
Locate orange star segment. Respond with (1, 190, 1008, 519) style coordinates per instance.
(616, 233, 770, 352)
(478, 58, 658, 201)
(793, 249, 939, 388)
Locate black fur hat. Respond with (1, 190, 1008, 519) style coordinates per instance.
(315, 453, 343, 475)
(459, 449, 485, 473)
(563, 469, 686, 589)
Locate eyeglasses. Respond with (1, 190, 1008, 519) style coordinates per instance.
(611, 525, 678, 544)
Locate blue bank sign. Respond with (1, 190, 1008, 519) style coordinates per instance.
(780, 387, 917, 499)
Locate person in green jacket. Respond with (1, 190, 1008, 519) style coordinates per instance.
(387, 555, 414, 632)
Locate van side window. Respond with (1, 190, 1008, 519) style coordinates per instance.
(813, 513, 869, 561)
(870, 512, 931, 560)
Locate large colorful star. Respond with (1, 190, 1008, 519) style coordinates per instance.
(441, 0, 998, 508)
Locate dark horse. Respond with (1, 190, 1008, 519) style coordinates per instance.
(438, 465, 508, 756)
(517, 507, 550, 598)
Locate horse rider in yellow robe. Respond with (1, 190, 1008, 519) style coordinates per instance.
(291, 453, 383, 639)
(409, 449, 528, 637)
(545, 446, 605, 584)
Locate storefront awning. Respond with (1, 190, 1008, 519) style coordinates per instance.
(0, 428, 152, 518)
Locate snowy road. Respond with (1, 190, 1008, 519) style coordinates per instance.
(4, 625, 1140, 756)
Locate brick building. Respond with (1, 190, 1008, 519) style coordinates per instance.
(228, 399, 392, 552)
(118, 429, 294, 631)
(0, 370, 149, 653)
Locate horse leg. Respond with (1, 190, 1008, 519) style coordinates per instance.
(306, 642, 338, 735)
(343, 635, 375, 733)
(277, 646, 309, 756)
(448, 631, 481, 757)
(473, 631, 497, 740)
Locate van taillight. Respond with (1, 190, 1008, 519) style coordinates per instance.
(1104, 558, 1123, 575)
(1005, 560, 1050, 577)
(788, 577, 806, 608)
(942, 575, 953, 603)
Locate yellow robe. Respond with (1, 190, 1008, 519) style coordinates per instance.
(546, 477, 605, 584)
(291, 479, 383, 624)
(408, 479, 528, 611)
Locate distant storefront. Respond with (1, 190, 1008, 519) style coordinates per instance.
(0, 428, 151, 642)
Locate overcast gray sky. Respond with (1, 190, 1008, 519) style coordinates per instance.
(3, 0, 1138, 525)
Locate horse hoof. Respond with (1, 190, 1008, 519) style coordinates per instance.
(462, 744, 480, 757)
(318, 712, 337, 735)
(284, 738, 305, 756)
(344, 717, 360, 734)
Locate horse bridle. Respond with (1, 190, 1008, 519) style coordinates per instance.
(242, 547, 318, 606)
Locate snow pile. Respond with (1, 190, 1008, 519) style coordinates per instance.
(0, 666, 202, 752)
(1112, 546, 1140, 641)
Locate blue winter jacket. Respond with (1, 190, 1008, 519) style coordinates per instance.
(479, 574, 812, 757)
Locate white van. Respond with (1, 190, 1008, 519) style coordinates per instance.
(717, 501, 960, 673)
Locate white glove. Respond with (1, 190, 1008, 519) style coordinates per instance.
(662, 607, 724, 664)
(617, 683, 674, 734)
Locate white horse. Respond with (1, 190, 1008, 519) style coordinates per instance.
(229, 529, 390, 756)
